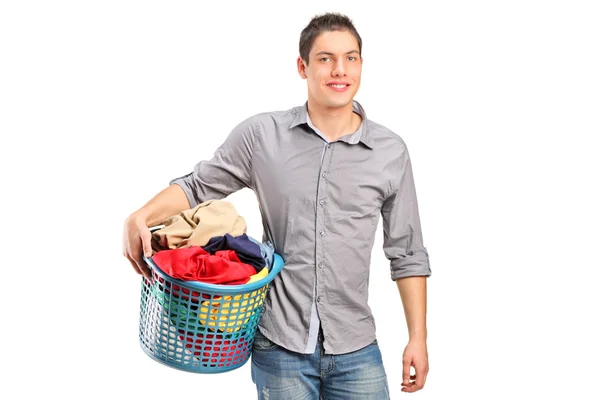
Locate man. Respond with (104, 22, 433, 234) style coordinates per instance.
(123, 12, 431, 399)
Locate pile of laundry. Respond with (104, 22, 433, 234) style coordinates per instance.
(150, 199, 274, 285)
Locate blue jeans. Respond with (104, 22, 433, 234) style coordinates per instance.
(250, 329, 390, 399)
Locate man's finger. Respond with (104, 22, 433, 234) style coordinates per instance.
(129, 247, 151, 280)
(138, 230, 154, 279)
(420, 366, 429, 388)
(415, 366, 426, 390)
(141, 229, 153, 259)
(401, 382, 417, 392)
(402, 359, 412, 385)
(400, 376, 417, 386)
(136, 257, 152, 280)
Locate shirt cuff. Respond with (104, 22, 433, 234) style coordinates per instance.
(169, 174, 199, 209)
(390, 248, 432, 280)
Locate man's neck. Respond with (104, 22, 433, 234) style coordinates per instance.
(306, 100, 362, 142)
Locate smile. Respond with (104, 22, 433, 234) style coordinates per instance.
(327, 83, 350, 92)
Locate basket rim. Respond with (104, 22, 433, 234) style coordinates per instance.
(143, 252, 284, 294)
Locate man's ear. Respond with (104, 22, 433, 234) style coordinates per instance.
(297, 56, 307, 79)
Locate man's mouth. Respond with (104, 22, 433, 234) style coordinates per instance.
(327, 83, 350, 91)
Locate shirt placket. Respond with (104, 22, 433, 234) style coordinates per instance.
(315, 142, 333, 337)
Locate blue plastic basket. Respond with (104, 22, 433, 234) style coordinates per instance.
(139, 252, 284, 374)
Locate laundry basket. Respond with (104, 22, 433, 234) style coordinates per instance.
(139, 252, 284, 374)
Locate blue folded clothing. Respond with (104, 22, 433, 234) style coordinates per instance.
(248, 236, 275, 271)
(202, 233, 266, 273)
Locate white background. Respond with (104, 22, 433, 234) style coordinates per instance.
(1, 0, 599, 399)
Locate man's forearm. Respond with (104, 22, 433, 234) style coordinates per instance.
(396, 276, 428, 341)
(130, 184, 191, 227)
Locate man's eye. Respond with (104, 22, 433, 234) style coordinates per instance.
(348, 56, 356, 61)
(320, 57, 330, 62)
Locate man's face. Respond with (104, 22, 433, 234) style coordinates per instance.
(298, 30, 362, 110)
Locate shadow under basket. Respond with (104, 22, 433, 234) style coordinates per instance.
(138, 253, 284, 374)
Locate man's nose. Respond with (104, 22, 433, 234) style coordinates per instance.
(332, 59, 346, 76)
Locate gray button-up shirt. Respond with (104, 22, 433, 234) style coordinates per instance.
(171, 100, 431, 355)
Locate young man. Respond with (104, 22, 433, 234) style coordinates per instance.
(123, 12, 431, 399)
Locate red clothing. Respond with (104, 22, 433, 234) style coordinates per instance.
(178, 331, 248, 366)
(152, 246, 256, 285)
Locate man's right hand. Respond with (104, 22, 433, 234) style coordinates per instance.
(122, 213, 154, 280)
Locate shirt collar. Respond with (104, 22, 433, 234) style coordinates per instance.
(289, 100, 374, 149)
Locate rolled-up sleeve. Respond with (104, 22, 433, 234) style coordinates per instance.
(381, 144, 431, 280)
(170, 117, 258, 208)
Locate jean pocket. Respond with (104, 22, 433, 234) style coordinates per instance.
(252, 330, 279, 351)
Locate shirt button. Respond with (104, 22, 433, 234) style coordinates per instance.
(327, 144, 332, 149)
(318, 262, 323, 268)
(319, 230, 324, 235)
(319, 200, 324, 205)
(317, 297, 321, 303)
(322, 172, 327, 178)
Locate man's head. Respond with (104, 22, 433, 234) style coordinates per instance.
(297, 13, 363, 110)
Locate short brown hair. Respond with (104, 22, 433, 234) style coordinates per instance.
(299, 13, 362, 65)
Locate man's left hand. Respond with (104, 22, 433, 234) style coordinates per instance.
(400, 338, 429, 393)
